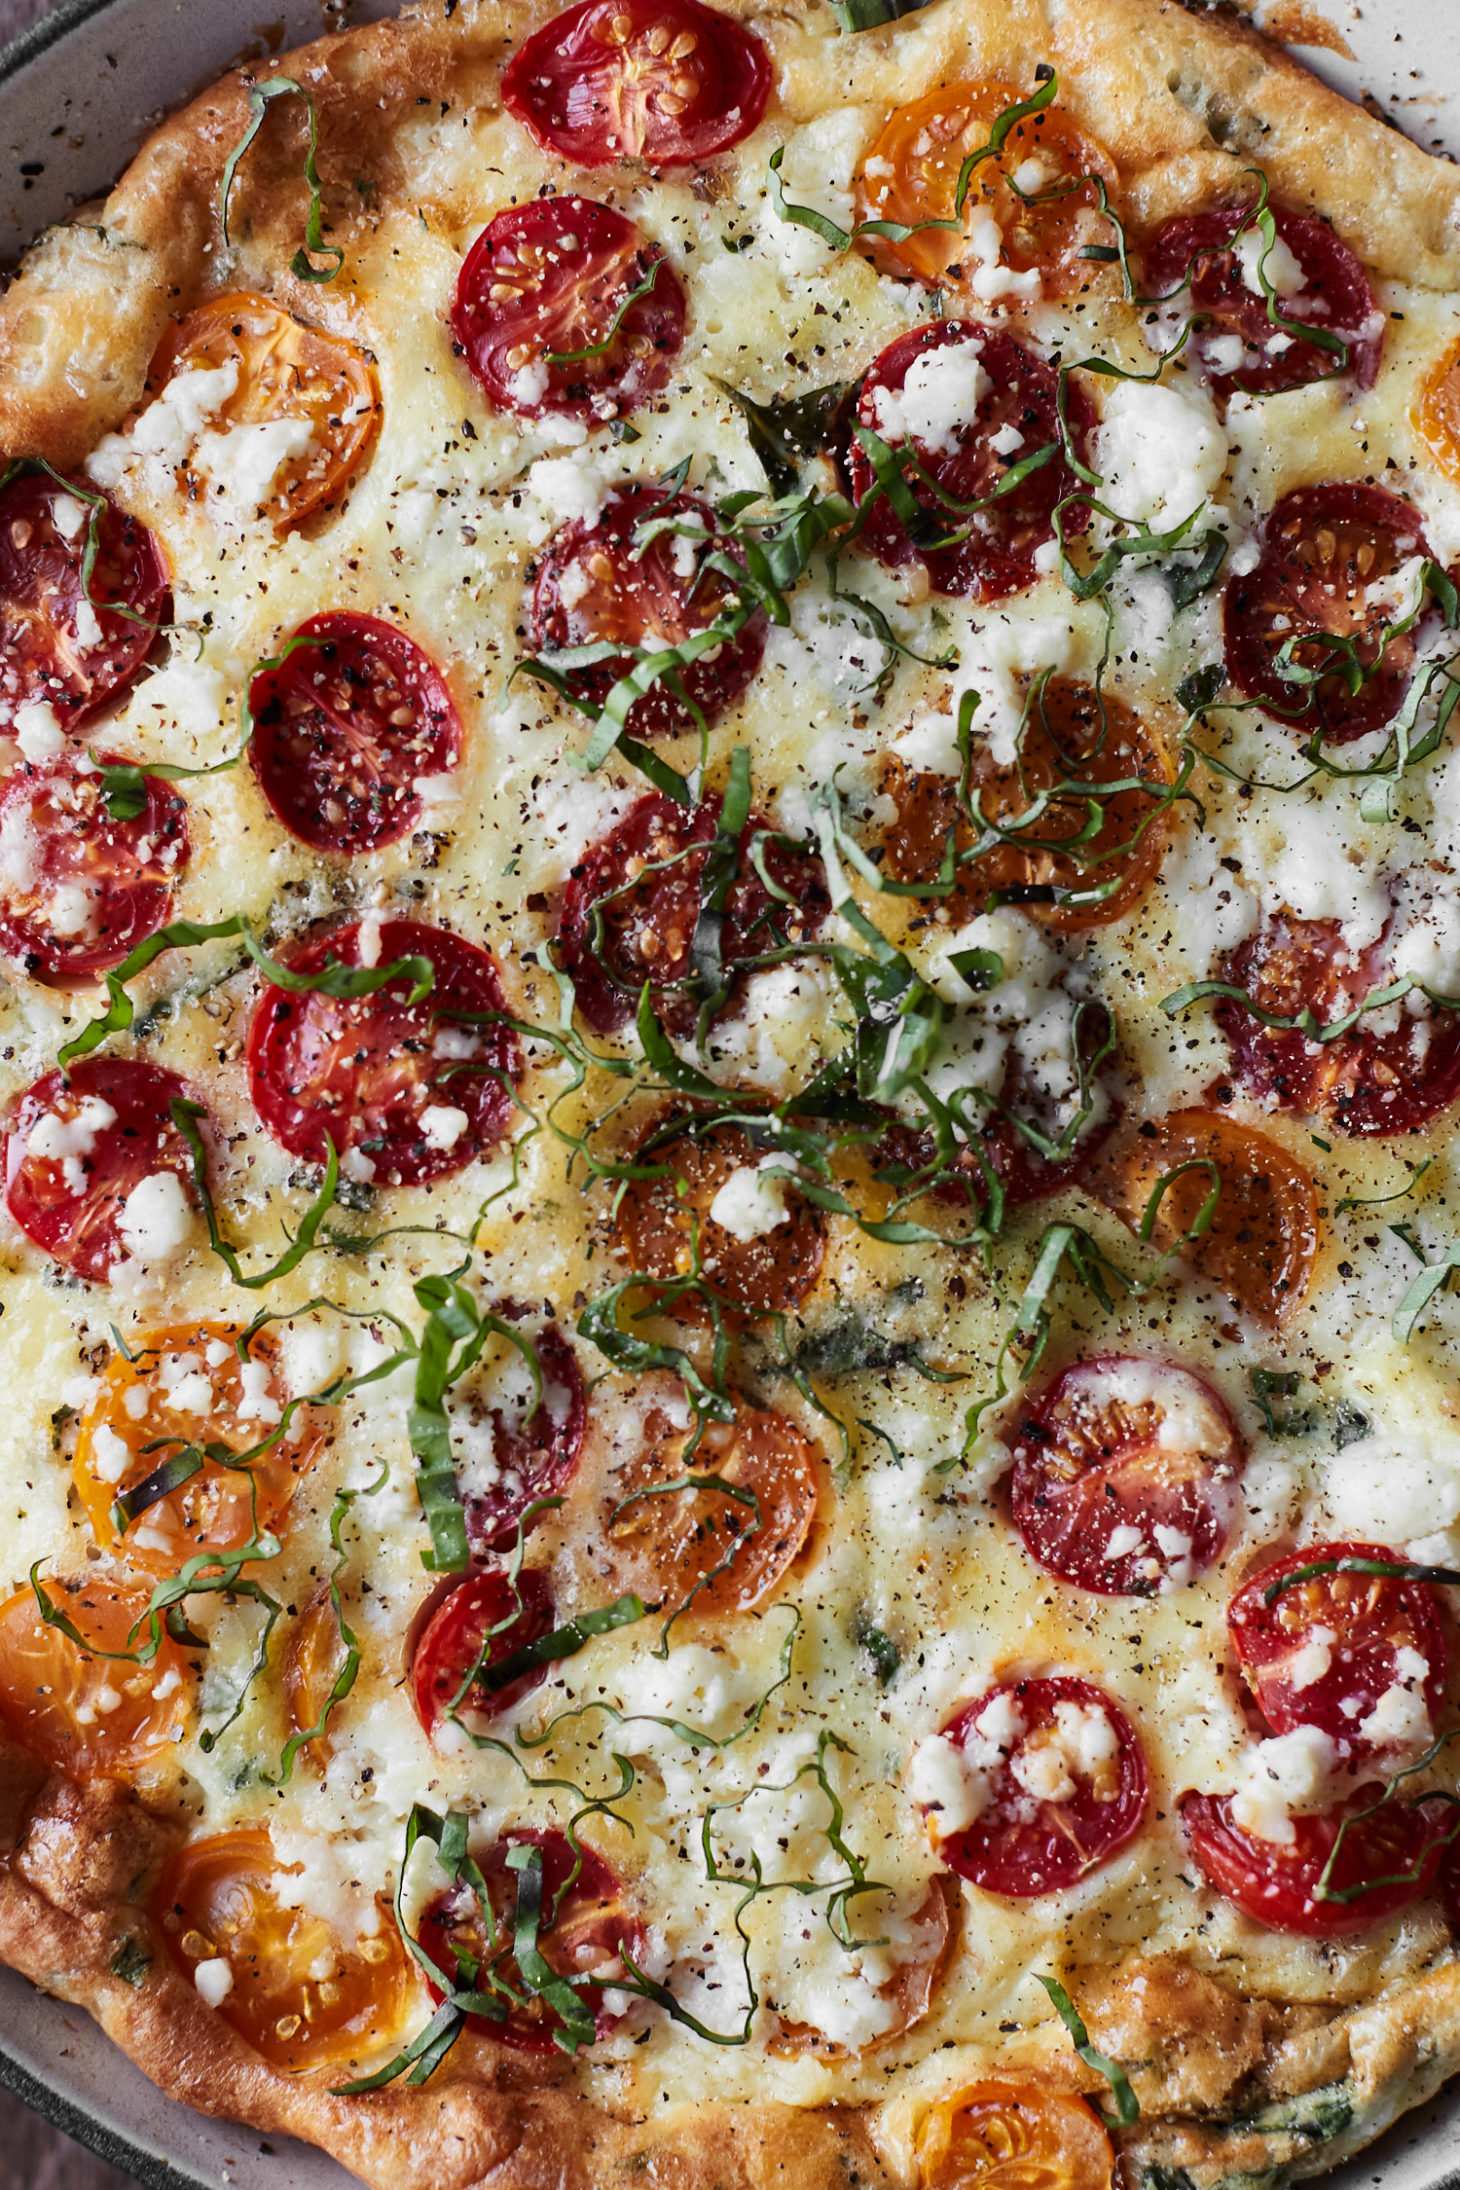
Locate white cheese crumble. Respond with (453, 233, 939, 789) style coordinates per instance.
(13, 700, 66, 762)
(1229, 1726, 1337, 1845)
(115, 1172, 193, 1266)
(193, 1957, 234, 2007)
(707, 1157, 794, 1242)
(1234, 224, 1307, 300)
(870, 338, 987, 456)
(418, 1103, 472, 1153)
(1094, 377, 1228, 534)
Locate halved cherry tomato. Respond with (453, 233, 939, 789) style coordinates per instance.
(0, 1574, 189, 1778)
(72, 1321, 327, 1576)
(1008, 1355, 1245, 1598)
(281, 1585, 350, 1766)
(156, 1827, 414, 2072)
(858, 81, 1121, 297)
(917, 2080, 1115, 2190)
(5, 1058, 202, 1283)
(1223, 485, 1435, 746)
(501, 0, 771, 167)
(925, 1677, 1148, 1897)
(1086, 1109, 1318, 1327)
(1182, 1787, 1450, 1938)
(418, 1828, 646, 2053)
(453, 198, 686, 424)
(1143, 202, 1381, 402)
(1413, 336, 1460, 486)
(461, 1320, 587, 1557)
(556, 790, 829, 1036)
(246, 917, 522, 1188)
(0, 471, 168, 729)
(0, 752, 188, 986)
(146, 292, 380, 531)
(1228, 1541, 1447, 1766)
(614, 1116, 826, 1320)
(248, 614, 461, 856)
(529, 487, 765, 740)
(771, 1882, 950, 2058)
(848, 323, 1094, 601)
(1214, 913, 1460, 1138)
(881, 682, 1174, 931)
(411, 1566, 556, 1739)
(606, 1398, 819, 1615)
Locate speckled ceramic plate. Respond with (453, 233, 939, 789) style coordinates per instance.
(0, 0, 1458, 2182)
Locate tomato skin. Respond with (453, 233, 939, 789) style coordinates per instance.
(929, 1677, 1148, 1897)
(156, 1827, 414, 2073)
(1413, 336, 1460, 488)
(1223, 484, 1435, 746)
(72, 1321, 328, 1576)
(281, 1585, 350, 1767)
(880, 683, 1175, 933)
(0, 472, 168, 729)
(419, 1828, 646, 2053)
(1214, 913, 1460, 1139)
(556, 791, 829, 1036)
(462, 1323, 588, 1557)
(1227, 1541, 1447, 1766)
(246, 918, 521, 1188)
(1009, 1355, 1245, 1598)
(1144, 202, 1381, 402)
(453, 198, 686, 423)
(0, 1575, 190, 1779)
(147, 292, 380, 531)
(1086, 1108, 1318, 1327)
(4, 1058, 201, 1283)
(917, 2080, 1115, 2190)
(614, 1116, 826, 1321)
(1182, 1787, 1449, 1938)
(605, 1399, 820, 1615)
(501, 0, 771, 168)
(529, 487, 765, 740)
(0, 752, 188, 986)
(249, 614, 461, 856)
(411, 1566, 556, 1739)
(848, 323, 1094, 601)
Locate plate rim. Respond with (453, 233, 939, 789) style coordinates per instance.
(0, 0, 136, 83)
(0, 2032, 212, 2189)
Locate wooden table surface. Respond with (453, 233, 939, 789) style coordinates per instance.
(0, 2085, 136, 2187)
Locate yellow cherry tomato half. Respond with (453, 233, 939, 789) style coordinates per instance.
(0, 1573, 190, 1778)
(857, 82, 1119, 293)
(1414, 336, 1460, 486)
(73, 1321, 329, 1576)
(146, 291, 380, 529)
(155, 1827, 415, 2074)
(918, 2081, 1114, 2190)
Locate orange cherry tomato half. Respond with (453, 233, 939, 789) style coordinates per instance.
(0, 1573, 189, 1779)
(1414, 335, 1460, 485)
(1087, 1109, 1318, 1327)
(614, 1117, 826, 1321)
(73, 1321, 328, 1575)
(858, 81, 1119, 295)
(155, 1827, 415, 2073)
(917, 2081, 1114, 2190)
(146, 292, 380, 531)
(881, 681, 1174, 932)
(281, 1586, 351, 1766)
(606, 1399, 820, 1615)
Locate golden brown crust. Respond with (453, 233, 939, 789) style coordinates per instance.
(3, 1, 1460, 2185)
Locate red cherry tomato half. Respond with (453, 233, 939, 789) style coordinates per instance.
(411, 1566, 556, 1739)
(419, 1828, 646, 2052)
(1008, 1355, 1245, 1598)
(453, 198, 686, 425)
(1182, 1787, 1449, 1937)
(501, 0, 771, 168)
(1223, 484, 1436, 746)
(848, 323, 1094, 602)
(462, 1323, 588, 1557)
(927, 1677, 1148, 1896)
(248, 615, 461, 856)
(556, 790, 829, 1036)
(1214, 913, 1460, 1139)
(5, 1058, 200, 1282)
(1227, 1540, 1447, 1766)
(247, 918, 522, 1188)
(0, 472, 168, 731)
(1143, 202, 1381, 402)
(530, 487, 765, 741)
(0, 752, 188, 986)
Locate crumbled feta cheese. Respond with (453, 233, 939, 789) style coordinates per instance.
(871, 338, 987, 456)
(25, 1096, 116, 1163)
(527, 452, 612, 532)
(961, 210, 1042, 304)
(72, 598, 104, 650)
(1095, 377, 1228, 533)
(89, 1423, 133, 1485)
(115, 1172, 193, 1266)
(1357, 1647, 1432, 1755)
(418, 1103, 472, 1153)
(1234, 224, 1306, 300)
(13, 700, 66, 762)
(1287, 1624, 1335, 1691)
(907, 1732, 987, 1832)
(195, 414, 315, 522)
(1230, 1726, 1337, 1845)
(193, 1958, 234, 2007)
(707, 1158, 794, 1242)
